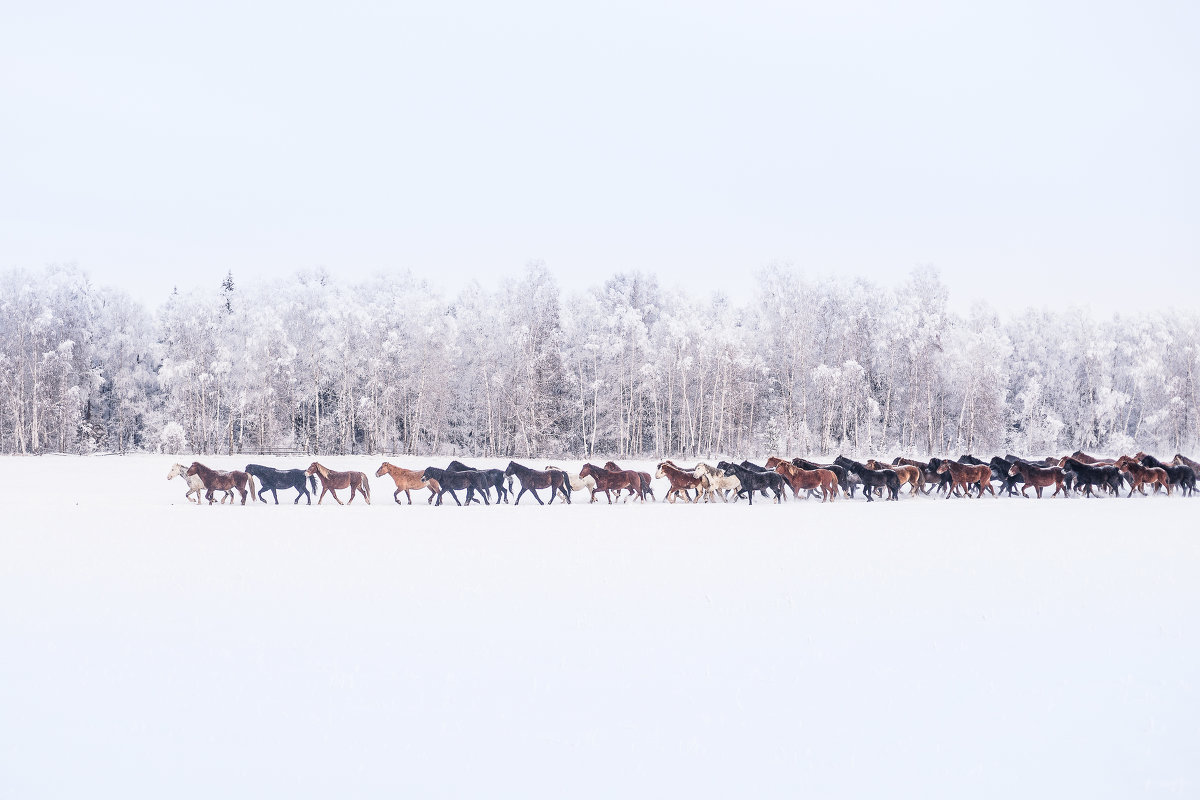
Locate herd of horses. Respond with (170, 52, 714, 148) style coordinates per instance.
(168, 451, 1199, 507)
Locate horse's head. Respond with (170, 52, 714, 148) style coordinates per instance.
(655, 465, 667, 479)
(304, 462, 320, 476)
(765, 456, 783, 469)
(864, 459, 879, 470)
(186, 462, 200, 476)
(718, 462, 736, 476)
(936, 461, 950, 473)
(375, 463, 389, 478)
(167, 464, 184, 480)
(503, 462, 519, 476)
(1008, 462, 1021, 476)
(420, 467, 434, 482)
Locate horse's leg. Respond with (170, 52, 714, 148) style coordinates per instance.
(448, 489, 461, 506)
(394, 487, 402, 504)
(515, 486, 526, 506)
(531, 488, 543, 506)
(329, 487, 343, 505)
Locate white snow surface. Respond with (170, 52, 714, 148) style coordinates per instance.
(2, 454, 1198, 798)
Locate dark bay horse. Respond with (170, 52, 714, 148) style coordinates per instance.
(186, 462, 255, 505)
(580, 463, 640, 504)
(375, 462, 441, 504)
(1006, 461, 1066, 498)
(245, 463, 315, 505)
(504, 462, 571, 505)
(447, 460, 509, 503)
(421, 466, 490, 506)
(305, 462, 371, 504)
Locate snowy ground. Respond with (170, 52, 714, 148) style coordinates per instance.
(2, 454, 1198, 798)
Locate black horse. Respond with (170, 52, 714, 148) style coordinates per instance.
(503, 461, 572, 505)
(244, 463, 316, 505)
(1060, 458, 1123, 498)
(989, 456, 1023, 496)
(834, 456, 900, 501)
(794, 457, 857, 498)
(717, 461, 786, 505)
(1140, 455, 1196, 496)
(421, 466, 492, 506)
(447, 460, 509, 503)
(739, 460, 778, 499)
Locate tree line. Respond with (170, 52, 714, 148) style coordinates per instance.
(1, 262, 1196, 458)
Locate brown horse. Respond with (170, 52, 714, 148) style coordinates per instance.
(1070, 450, 1117, 465)
(604, 461, 653, 502)
(185, 462, 255, 505)
(306, 462, 371, 505)
(1173, 453, 1200, 474)
(504, 462, 572, 505)
(375, 462, 440, 504)
(655, 462, 702, 503)
(1114, 455, 1171, 497)
(1006, 461, 1066, 498)
(580, 463, 639, 504)
(936, 460, 995, 498)
(772, 460, 838, 502)
(865, 460, 923, 494)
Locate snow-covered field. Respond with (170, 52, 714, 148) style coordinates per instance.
(2, 454, 1198, 798)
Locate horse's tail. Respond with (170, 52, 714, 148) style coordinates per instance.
(362, 475, 371, 500)
(248, 475, 257, 501)
(309, 473, 318, 494)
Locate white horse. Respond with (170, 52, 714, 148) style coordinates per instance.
(693, 462, 741, 503)
(545, 466, 597, 501)
(167, 463, 233, 504)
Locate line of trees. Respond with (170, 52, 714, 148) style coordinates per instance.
(1, 262, 1197, 458)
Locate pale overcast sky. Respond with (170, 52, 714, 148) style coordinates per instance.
(1, 0, 1196, 314)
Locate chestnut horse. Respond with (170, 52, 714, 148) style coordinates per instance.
(772, 460, 838, 502)
(375, 462, 440, 504)
(305, 461, 371, 505)
(1114, 455, 1171, 497)
(185, 462, 255, 505)
(1006, 461, 1066, 498)
(580, 463, 640, 504)
(936, 460, 995, 499)
(168, 462, 233, 504)
(604, 461, 654, 502)
(655, 462, 702, 503)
